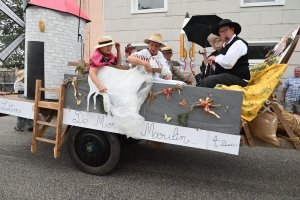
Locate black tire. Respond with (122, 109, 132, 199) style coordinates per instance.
(123, 137, 142, 145)
(67, 127, 122, 176)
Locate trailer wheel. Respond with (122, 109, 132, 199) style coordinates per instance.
(67, 128, 122, 176)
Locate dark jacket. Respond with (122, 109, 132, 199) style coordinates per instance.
(215, 36, 250, 80)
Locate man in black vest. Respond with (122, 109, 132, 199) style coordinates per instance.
(199, 19, 250, 88)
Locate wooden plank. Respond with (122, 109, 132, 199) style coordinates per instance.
(39, 88, 60, 93)
(31, 80, 42, 154)
(35, 137, 56, 144)
(241, 120, 255, 147)
(271, 104, 300, 150)
(54, 83, 66, 158)
(38, 111, 56, 137)
(68, 61, 89, 68)
(37, 120, 57, 127)
(60, 125, 71, 147)
(68, 62, 79, 66)
(38, 101, 59, 110)
(240, 135, 296, 149)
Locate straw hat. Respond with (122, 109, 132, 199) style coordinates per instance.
(212, 19, 242, 36)
(161, 46, 173, 54)
(207, 34, 221, 50)
(94, 36, 115, 49)
(144, 33, 166, 47)
(16, 70, 24, 82)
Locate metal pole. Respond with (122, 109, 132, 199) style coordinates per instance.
(22, 0, 27, 21)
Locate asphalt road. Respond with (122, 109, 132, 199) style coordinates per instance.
(0, 115, 300, 200)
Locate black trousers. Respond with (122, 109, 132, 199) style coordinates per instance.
(197, 73, 248, 88)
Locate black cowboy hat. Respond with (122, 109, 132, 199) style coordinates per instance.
(212, 19, 241, 36)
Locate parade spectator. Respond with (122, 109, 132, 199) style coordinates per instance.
(161, 46, 196, 85)
(14, 70, 33, 131)
(199, 19, 250, 88)
(89, 35, 121, 93)
(280, 66, 300, 113)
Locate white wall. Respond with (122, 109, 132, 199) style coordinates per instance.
(25, 6, 86, 99)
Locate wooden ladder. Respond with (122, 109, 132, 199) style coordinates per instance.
(31, 80, 70, 158)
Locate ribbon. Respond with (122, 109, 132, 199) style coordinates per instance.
(163, 88, 173, 100)
(192, 97, 221, 118)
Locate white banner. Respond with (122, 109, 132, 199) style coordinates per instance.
(0, 96, 240, 155)
(63, 109, 240, 155)
(0, 98, 34, 119)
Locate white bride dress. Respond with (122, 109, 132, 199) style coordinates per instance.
(87, 49, 185, 139)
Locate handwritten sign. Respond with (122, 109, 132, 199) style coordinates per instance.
(0, 98, 34, 119)
(0, 96, 240, 155)
(63, 109, 240, 155)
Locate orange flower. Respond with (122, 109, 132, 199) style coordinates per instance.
(179, 100, 186, 106)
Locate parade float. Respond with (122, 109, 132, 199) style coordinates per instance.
(1, 0, 300, 176)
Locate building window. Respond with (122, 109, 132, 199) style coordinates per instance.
(131, 0, 167, 14)
(240, 0, 284, 7)
(248, 41, 277, 67)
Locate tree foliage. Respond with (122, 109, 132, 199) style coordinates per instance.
(0, 0, 25, 69)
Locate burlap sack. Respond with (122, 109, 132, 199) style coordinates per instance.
(248, 107, 280, 147)
(277, 110, 300, 137)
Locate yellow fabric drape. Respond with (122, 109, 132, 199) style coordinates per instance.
(215, 57, 288, 121)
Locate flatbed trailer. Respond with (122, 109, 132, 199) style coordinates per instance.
(1, 26, 299, 176)
(0, 80, 299, 176)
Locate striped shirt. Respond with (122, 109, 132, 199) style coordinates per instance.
(283, 76, 300, 101)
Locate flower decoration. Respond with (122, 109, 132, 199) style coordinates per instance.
(163, 88, 172, 100)
(191, 97, 221, 118)
(179, 100, 186, 106)
(145, 84, 183, 106)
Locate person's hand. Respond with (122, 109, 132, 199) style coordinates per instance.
(98, 85, 108, 93)
(201, 49, 207, 56)
(280, 97, 285, 104)
(115, 42, 120, 51)
(145, 63, 152, 73)
(185, 79, 192, 85)
(164, 75, 171, 80)
(15, 67, 19, 75)
(207, 56, 216, 65)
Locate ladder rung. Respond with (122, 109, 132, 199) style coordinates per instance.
(37, 120, 58, 127)
(39, 88, 60, 93)
(35, 137, 56, 144)
(38, 101, 59, 110)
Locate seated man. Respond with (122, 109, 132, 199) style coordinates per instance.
(127, 33, 185, 85)
(195, 34, 223, 83)
(199, 19, 250, 88)
(161, 46, 196, 85)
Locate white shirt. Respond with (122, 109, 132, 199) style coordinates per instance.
(215, 34, 248, 69)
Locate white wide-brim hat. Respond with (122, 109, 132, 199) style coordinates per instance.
(144, 33, 166, 47)
(94, 36, 115, 49)
(207, 34, 221, 50)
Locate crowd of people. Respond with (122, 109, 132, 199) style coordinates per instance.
(88, 18, 250, 91)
